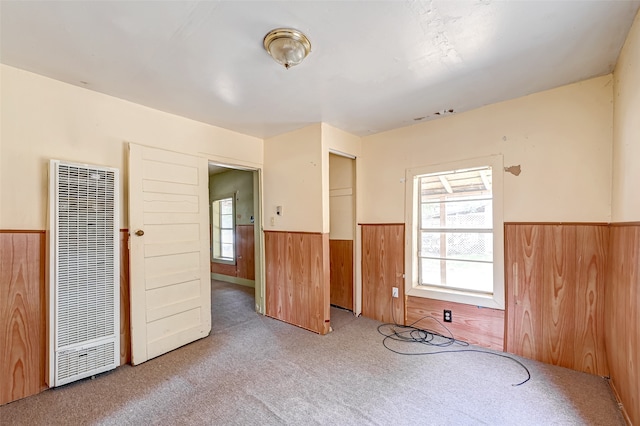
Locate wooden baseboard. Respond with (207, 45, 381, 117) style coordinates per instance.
(211, 273, 255, 288)
(609, 379, 632, 426)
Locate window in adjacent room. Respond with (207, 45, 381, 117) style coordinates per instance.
(406, 156, 504, 309)
(212, 196, 234, 262)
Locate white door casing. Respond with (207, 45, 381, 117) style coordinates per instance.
(128, 143, 211, 365)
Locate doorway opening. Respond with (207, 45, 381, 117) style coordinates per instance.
(208, 162, 264, 314)
(328, 153, 356, 313)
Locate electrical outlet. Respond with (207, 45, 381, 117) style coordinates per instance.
(444, 309, 452, 323)
(392, 287, 399, 298)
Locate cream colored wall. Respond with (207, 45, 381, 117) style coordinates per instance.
(0, 65, 263, 230)
(263, 124, 323, 232)
(612, 11, 640, 222)
(321, 123, 362, 158)
(360, 75, 613, 223)
(329, 154, 355, 240)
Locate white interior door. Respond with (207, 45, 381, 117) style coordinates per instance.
(128, 143, 211, 365)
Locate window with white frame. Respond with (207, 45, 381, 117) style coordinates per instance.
(419, 166, 493, 292)
(406, 156, 504, 309)
(212, 197, 234, 261)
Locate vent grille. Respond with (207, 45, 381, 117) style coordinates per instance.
(56, 341, 115, 381)
(56, 164, 116, 348)
(49, 160, 119, 387)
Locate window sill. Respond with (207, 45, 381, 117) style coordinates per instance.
(406, 285, 504, 310)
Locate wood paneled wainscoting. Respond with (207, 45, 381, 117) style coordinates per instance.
(605, 223, 640, 426)
(0, 231, 46, 406)
(361, 224, 404, 323)
(361, 224, 503, 350)
(211, 225, 255, 281)
(235, 225, 255, 280)
(406, 298, 505, 351)
(329, 239, 353, 311)
(0, 230, 131, 406)
(264, 231, 330, 335)
(119, 231, 131, 365)
(505, 223, 609, 376)
(363, 222, 610, 369)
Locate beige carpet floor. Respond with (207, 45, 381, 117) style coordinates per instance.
(0, 280, 625, 425)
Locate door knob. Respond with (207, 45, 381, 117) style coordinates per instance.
(135, 230, 144, 236)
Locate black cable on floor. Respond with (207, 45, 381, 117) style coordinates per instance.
(379, 303, 531, 386)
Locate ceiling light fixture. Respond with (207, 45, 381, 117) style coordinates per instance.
(263, 28, 311, 69)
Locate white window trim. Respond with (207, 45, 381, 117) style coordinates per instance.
(212, 194, 236, 265)
(405, 155, 505, 310)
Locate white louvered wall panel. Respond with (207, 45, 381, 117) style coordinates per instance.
(49, 160, 120, 387)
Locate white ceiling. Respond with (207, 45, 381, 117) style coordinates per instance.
(1, 1, 639, 138)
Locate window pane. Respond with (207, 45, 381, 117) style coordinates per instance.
(221, 198, 233, 214)
(420, 232, 492, 262)
(221, 243, 234, 258)
(421, 198, 492, 229)
(213, 197, 235, 260)
(221, 214, 233, 228)
(420, 258, 493, 293)
(221, 229, 233, 244)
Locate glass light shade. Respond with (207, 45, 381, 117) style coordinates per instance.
(264, 28, 311, 69)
